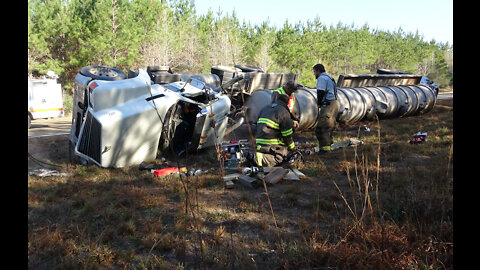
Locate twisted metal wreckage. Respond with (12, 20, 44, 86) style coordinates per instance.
(69, 65, 438, 168)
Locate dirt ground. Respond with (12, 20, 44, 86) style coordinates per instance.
(28, 134, 71, 172)
(28, 117, 71, 138)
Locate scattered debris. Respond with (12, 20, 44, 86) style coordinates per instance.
(283, 170, 300, 181)
(363, 125, 371, 132)
(223, 173, 241, 181)
(262, 167, 275, 173)
(149, 166, 208, 178)
(241, 167, 259, 176)
(192, 169, 207, 176)
(225, 180, 235, 189)
(264, 167, 289, 185)
(152, 167, 187, 177)
(29, 169, 68, 178)
(223, 173, 241, 188)
(223, 166, 307, 188)
(292, 169, 306, 179)
(283, 171, 299, 181)
(410, 132, 428, 144)
(238, 174, 261, 188)
(139, 161, 156, 171)
(330, 138, 363, 151)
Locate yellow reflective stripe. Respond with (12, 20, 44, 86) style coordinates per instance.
(256, 138, 285, 145)
(274, 87, 286, 95)
(288, 142, 295, 150)
(257, 118, 279, 129)
(281, 128, 293, 136)
(256, 152, 263, 167)
(257, 145, 261, 150)
(321, 145, 331, 151)
(29, 108, 63, 113)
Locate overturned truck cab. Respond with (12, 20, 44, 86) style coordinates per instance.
(69, 66, 233, 168)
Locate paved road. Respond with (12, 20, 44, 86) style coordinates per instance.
(28, 116, 72, 138)
(437, 92, 453, 100)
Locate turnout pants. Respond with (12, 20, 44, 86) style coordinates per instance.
(255, 144, 289, 167)
(315, 100, 340, 149)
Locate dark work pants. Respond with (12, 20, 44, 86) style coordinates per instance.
(255, 144, 289, 167)
(315, 100, 340, 147)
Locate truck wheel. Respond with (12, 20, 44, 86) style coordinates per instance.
(153, 73, 182, 84)
(190, 74, 222, 88)
(158, 105, 178, 154)
(80, 65, 126, 81)
(28, 114, 32, 129)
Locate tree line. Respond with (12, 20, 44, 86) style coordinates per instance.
(28, 0, 453, 91)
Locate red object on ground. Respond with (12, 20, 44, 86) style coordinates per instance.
(153, 167, 179, 177)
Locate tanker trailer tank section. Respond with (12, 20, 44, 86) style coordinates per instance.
(246, 73, 438, 132)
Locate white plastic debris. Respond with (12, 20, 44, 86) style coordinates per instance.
(330, 138, 363, 151)
(29, 169, 67, 177)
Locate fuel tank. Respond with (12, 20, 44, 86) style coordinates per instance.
(246, 83, 437, 131)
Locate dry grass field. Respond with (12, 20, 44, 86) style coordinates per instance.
(28, 99, 453, 269)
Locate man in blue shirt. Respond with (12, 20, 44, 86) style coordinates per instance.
(313, 64, 340, 153)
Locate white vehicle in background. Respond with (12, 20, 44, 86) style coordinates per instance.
(28, 71, 64, 128)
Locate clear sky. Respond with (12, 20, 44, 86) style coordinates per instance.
(193, 0, 453, 45)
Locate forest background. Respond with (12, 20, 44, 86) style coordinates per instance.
(28, 0, 453, 94)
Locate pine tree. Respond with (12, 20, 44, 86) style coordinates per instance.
(28, 0, 73, 76)
(27, 1, 453, 88)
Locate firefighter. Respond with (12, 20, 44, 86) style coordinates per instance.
(255, 94, 296, 167)
(313, 63, 340, 154)
(271, 80, 299, 128)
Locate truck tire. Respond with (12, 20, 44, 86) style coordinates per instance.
(211, 66, 242, 83)
(28, 114, 32, 129)
(80, 65, 127, 81)
(153, 73, 183, 84)
(190, 74, 221, 88)
(147, 65, 172, 74)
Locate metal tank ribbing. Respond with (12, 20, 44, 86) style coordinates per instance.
(245, 83, 438, 132)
